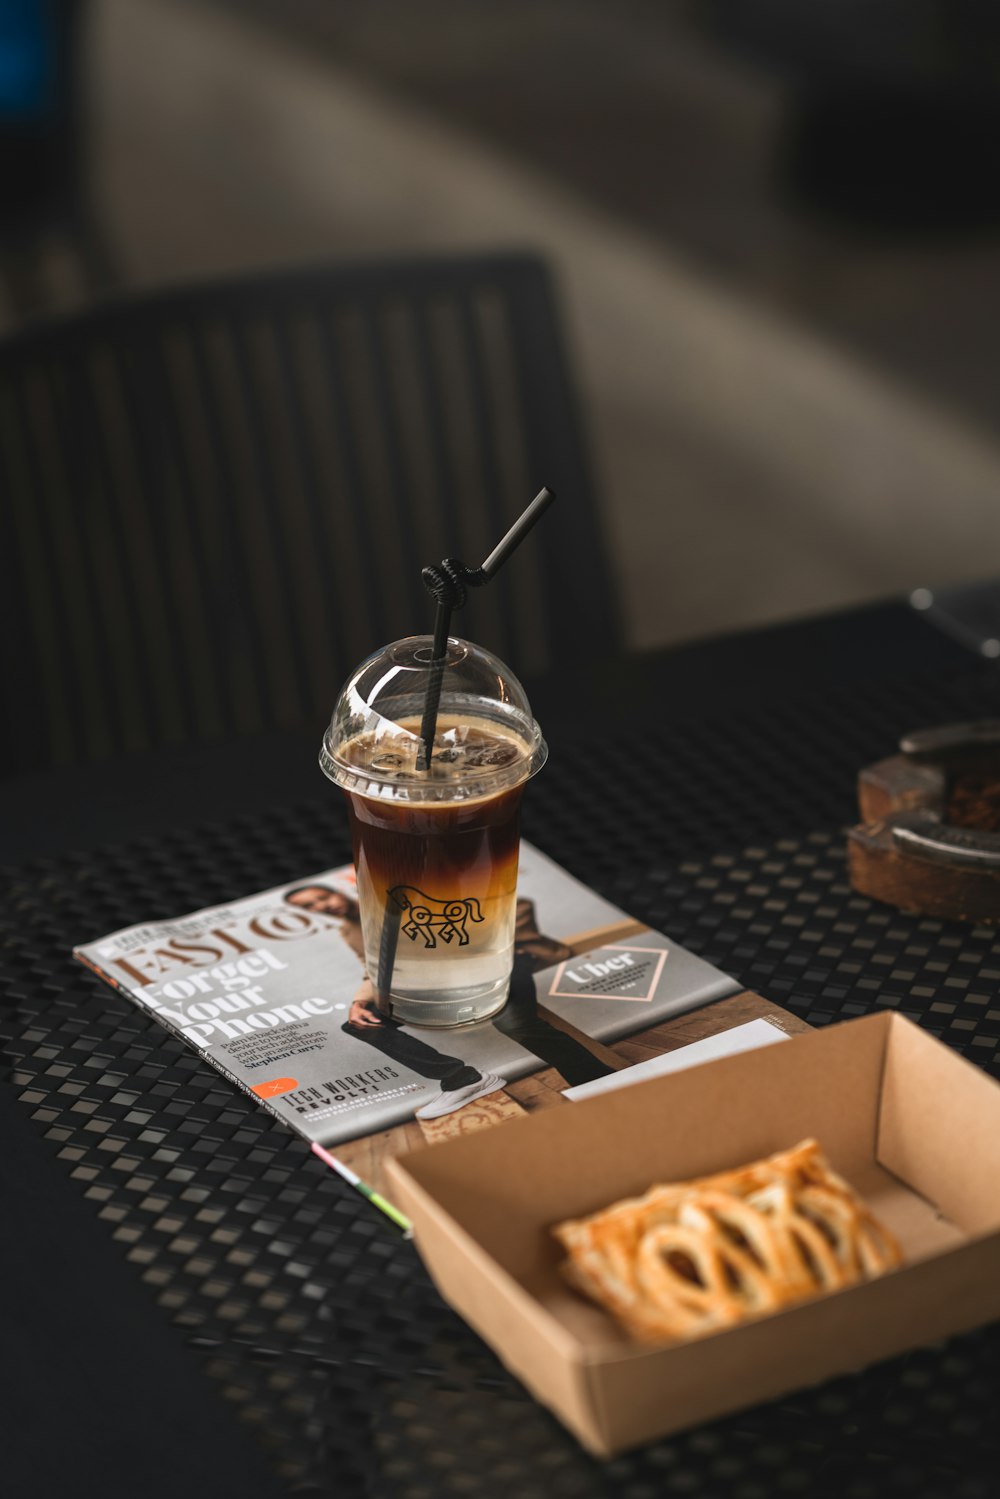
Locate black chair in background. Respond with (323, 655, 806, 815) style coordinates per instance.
(0, 253, 620, 778)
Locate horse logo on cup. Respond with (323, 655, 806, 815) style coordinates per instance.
(388, 886, 484, 948)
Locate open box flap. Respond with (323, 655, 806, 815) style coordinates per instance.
(880, 1013, 1000, 1235)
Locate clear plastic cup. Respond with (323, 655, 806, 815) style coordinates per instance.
(319, 636, 547, 1027)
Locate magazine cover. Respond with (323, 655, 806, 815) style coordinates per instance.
(76, 842, 738, 1137)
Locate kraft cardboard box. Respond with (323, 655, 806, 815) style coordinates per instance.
(386, 1013, 1000, 1456)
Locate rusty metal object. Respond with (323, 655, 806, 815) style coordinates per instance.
(848, 720, 1000, 922)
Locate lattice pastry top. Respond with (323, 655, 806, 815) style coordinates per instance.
(552, 1140, 902, 1343)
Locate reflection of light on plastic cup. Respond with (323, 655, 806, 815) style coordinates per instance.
(320, 637, 546, 1028)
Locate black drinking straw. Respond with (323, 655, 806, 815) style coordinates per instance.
(374, 893, 402, 1017)
(375, 487, 556, 1014)
(417, 486, 555, 770)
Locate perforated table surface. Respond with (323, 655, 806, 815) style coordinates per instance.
(3, 602, 999, 1498)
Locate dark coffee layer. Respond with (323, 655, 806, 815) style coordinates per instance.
(345, 781, 523, 911)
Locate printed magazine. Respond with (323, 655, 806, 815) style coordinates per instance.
(75, 842, 739, 1156)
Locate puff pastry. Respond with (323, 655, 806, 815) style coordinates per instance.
(553, 1140, 902, 1343)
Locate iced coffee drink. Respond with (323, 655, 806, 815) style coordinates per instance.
(320, 640, 546, 1027)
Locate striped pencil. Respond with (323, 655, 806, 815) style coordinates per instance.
(310, 1140, 412, 1234)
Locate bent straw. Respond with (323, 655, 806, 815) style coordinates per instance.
(377, 488, 556, 1010)
(417, 486, 555, 770)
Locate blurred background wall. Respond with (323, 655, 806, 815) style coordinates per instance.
(4, 0, 1000, 651)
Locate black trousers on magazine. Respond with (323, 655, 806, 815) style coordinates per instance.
(341, 955, 612, 1091)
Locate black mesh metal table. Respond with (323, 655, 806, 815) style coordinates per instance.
(3, 603, 999, 1497)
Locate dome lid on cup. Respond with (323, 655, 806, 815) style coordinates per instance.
(319, 635, 547, 803)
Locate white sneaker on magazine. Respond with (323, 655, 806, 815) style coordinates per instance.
(415, 1073, 506, 1120)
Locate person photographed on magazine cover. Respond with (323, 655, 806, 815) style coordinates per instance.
(284, 884, 614, 1119)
